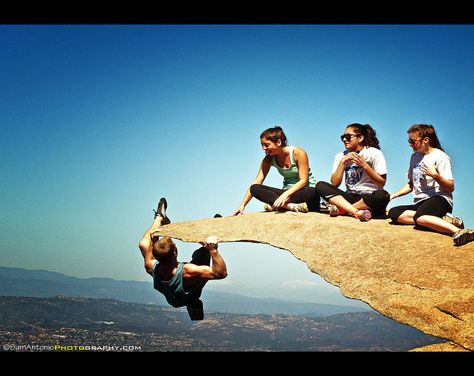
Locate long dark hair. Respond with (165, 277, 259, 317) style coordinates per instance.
(347, 123, 380, 150)
(408, 124, 444, 151)
(260, 126, 288, 146)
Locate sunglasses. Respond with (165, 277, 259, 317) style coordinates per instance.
(340, 133, 360, 142)
(408, 138, 423, 145)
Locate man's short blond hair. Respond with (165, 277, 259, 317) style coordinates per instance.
(152, 236, 177, 265)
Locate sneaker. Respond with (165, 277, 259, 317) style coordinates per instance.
(186, 299, 204, 321)
(319, 201, 329, 213)
(263, 203, 274, 212)
(443, 213, 464, 229)
(328, 205, 348, 217)
(328, 204, 339, 217)
(288, 202, 309, 213)
(453, 228, 474, 247)
(153, 197, 171, 225)
(355, 209, 372, 222)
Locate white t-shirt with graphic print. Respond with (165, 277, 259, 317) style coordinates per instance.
(332, 146, 387, 195)
(407, 148, 453, 207)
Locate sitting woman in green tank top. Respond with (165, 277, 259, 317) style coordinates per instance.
(232, 126, 320, 215)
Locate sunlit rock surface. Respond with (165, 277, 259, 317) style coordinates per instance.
(410, 342, 469, 352)
(155, 211, 474, 351)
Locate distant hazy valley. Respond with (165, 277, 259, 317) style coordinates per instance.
(0, 266, 442, 351)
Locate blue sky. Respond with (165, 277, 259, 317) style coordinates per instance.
(1, 25, 473, 307)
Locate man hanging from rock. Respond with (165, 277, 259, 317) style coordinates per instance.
(138, 197, 228, 320)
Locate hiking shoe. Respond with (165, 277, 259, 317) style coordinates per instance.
(288, 202, 309, 213)
(153, 197, 171, 225)
(186, 299, 204, 321)
(443, 213, 464, 229)
(355, 209, 372, 222)
(453, 228, 474, 247)
(263, 203, 274, 212)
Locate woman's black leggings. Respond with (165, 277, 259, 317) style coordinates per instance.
(315, 181, 390, 218)
(388, 195, 452, 224)
(250, 184, 321, 212)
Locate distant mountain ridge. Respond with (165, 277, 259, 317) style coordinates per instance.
(0, 295, 441, 352)
(0, 266, 368, 317)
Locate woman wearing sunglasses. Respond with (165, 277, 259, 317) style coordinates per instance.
(388, 124, 474, 246)
(315, 123, 390, 221)
(232, 126, 320, 215)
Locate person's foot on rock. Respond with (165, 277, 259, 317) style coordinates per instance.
(443, 213, 464, 229)
(263, 203, 274, 212)
(354, 209, 371, 222)
(453, 228, 474, 247)
(287, 202, 308, 213)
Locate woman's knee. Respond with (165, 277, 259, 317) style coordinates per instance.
(315, 181, 335, 197)
(315, 181, 331, 191)
(388, 207, 401, 222)
(372, 189, 390, 203)
(249, 184, 262, 196)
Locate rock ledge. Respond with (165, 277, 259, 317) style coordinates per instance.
(156, 211, 474, 351)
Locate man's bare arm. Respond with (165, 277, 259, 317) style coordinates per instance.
(183, 238, 227, 280)
(138, 218, 163, 274)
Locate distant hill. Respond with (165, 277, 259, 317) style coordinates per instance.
(0, 296, 441, 352)
(0, 266, 367, 317)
